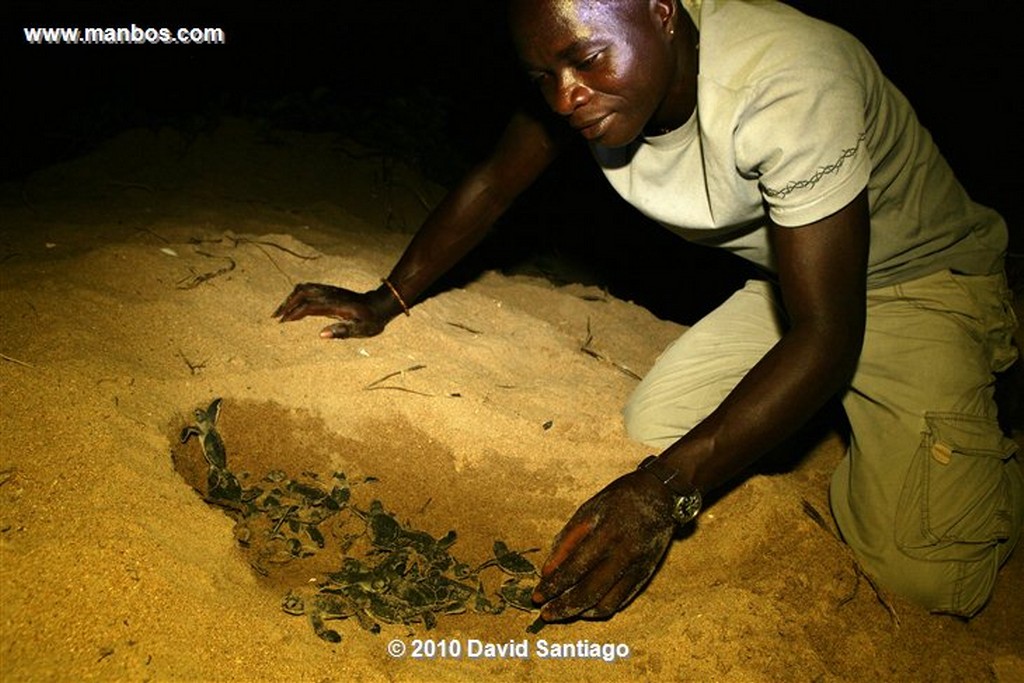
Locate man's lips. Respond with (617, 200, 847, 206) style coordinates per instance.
(571, 113, 612, 139)
(571, 112, 608, 130)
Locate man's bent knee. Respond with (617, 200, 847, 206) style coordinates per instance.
(832, 434, 1023, 617)
(869, 545, 1009, 617)
(622, 398, 689, 450)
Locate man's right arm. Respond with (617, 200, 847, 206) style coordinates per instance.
(381, 107, 566, 314)
(274, 107, 566, 338)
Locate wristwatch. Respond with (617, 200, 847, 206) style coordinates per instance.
(637, 455, 703, 526)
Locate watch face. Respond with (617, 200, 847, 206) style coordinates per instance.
(673, 492, 702, 526)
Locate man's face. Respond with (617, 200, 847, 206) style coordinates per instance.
(510, 0, 676, 147)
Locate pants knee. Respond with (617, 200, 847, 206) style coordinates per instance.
(865, 547, 1006, 617)
(622, 398, 683, 449)
(832, 412, 1023, 618)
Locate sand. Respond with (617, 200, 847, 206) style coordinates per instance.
(1, 119, 1022, 682)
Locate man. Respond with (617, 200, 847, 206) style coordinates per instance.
(274, 0, 1021, 621)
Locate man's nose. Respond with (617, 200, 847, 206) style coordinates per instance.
(549, 72, 592, 116)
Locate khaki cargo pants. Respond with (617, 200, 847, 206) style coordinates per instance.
(624, 270, 1022, 616)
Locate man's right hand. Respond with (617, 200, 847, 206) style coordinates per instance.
(273, 109, 563, 342)
(273, 282, 394, 339)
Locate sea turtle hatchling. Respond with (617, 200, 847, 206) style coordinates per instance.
(282, 591, 354, 643)
(180, 398, 227, 469)
(480, 540, 540, 577)
(180, 397, 242, 503)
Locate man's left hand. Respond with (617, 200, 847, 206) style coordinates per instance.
(532, 469, 677, 621)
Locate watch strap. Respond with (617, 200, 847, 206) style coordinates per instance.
(638, 455, 703, 526)
(637, 455, 695, 497)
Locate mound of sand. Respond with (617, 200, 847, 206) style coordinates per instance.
(1, 119, 1021, 682)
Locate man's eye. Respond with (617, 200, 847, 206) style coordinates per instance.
(578, 51, 602, 70)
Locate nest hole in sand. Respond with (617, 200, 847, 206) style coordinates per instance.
(168, 398, 544, 641)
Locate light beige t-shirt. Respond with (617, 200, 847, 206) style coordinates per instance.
(592, 0, 1007, 288)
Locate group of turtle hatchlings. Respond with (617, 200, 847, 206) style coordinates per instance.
(180, 398, 545, 642)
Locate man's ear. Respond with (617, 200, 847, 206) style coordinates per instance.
(651, 0, 677, 34)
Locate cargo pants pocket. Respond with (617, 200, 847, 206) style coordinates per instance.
(895, 412, 1018, 562)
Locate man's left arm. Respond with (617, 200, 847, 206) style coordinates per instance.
(533, 189, 870, 621)
(669, 187, 870, 490)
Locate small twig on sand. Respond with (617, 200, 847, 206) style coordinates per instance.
(246, 241, 294, 283)
(188, 235, 320, 285)
(800, 498, 901, 626)
(176, 251, 236, 290)
(1, 353, 34, 368)
(855, 562, 902, 627)
(365, 364, 427, 389)
(232, 236, 320, 261)
(579, 318, 642, 381)
(190, 234, 320, 261)
(800, 499, 832, 533)
(366, 387, 434, 397)
(446, 321, 481, 335)
(364, 364, 432, 395)
(177, 350, 207, 375)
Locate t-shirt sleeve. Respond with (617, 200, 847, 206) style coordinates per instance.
(733, 67, 871, 227)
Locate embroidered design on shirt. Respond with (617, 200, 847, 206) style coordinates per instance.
(762, 132, 867, 199)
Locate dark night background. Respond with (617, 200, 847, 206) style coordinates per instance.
(3, 1, 1020, 323)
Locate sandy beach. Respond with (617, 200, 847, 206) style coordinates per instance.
(1, 117, 1022, 682)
